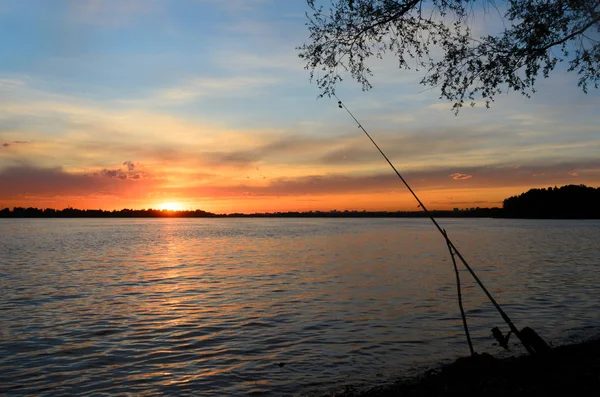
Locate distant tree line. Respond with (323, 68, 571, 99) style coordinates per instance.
(502, 184, 600, 219)
(1, 185, 598, 219)
(221, 208, 501, 218)
(0, 207, 500, 219)
(0, 207, 216, 218)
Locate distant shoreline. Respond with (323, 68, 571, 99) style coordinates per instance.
(0, 207, 501, 218)
(2, 207, 600, 219)
(3, 184, 599, 219)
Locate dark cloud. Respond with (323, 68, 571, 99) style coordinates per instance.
(1, 141, 28, 149)
(101, 169, 128, 179)
(251, 173, 399, 196)
(0, 165, 157, 199)
(318, 130, 489, 166)
(201, 135, 353, 167)
(80, 134, 336, 170)
(173, 160, 600, 198)
(197, 129, 506, 170)
(100, 162, 147, 180)
(319, 141, 378, 165)
(0, 166, 102, 197)
(206, 151, 257, 166)
(2, 160, 598, 203)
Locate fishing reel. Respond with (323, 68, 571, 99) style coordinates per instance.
(492, 326, 551, 355)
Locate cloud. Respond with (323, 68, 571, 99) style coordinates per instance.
(450, 173, 473, 180)
(199, 127, 513, 171)
(187, 128, 496, 171)
(215, 51, 304, 73)
(0, 79, 26, 90)
(0, 78, 274, 168)
(96, 161, 147, 180)
(157, 76, 279, 103)
(0, 166, 117, 199)
(4, 71, 600, 177)
(0, 140, 28, 149)
(100, 169, 128, 180)
(200, 134, 347, 168)
(0, 165, 155, 199)
(2, 72, 600, 211)
(123, 160, 136, 171)
(2, 159, 599, 211)
(170, 160, 600, 198)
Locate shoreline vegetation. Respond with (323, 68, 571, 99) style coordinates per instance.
(0, 207, 502, 219)
(322, 335, 600, 397)
(2, 184, 599, 219)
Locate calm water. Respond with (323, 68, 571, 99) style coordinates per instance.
(1, 218, 599, 396)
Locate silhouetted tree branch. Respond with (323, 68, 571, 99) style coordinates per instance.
(298, 0, 600, 112)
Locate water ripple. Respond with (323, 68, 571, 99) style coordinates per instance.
(1, 218, 599, 395)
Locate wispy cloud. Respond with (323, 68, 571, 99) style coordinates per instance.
(450, 173, 473, 180)
(215, 51, 304, 73)
(155, 160, 600, 199)
(157, 76, 279, 103)
(5, 75, 599, 194)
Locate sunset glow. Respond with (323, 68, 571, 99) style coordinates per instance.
(1, 1, 599, 213)
(158, 202, 184, 212)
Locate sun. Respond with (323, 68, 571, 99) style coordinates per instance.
(158, 202, 184, 211)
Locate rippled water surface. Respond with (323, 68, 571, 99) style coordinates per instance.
(1, 218, 600, 395)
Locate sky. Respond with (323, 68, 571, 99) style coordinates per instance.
(1, 0, 599, 214)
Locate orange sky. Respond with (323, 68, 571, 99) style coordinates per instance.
(1, 1, 599, 213)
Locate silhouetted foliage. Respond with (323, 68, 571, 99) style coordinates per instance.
(503, 184, 600, 218)
(0, 207, 500, 218)
(299, 0, 600, 111)
(3, 186, 598, 219)
(0, 207, 216, 218)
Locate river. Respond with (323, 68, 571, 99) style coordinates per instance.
(1, 218, 599, 395)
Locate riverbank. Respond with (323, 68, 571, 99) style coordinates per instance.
(323, 336, 600, 396)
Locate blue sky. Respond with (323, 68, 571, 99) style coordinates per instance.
(1, 0, 599, 212)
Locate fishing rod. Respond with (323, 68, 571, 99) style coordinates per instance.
(334, 94, 542, 356)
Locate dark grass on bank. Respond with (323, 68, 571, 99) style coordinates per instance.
(323, 337, 600, 396)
